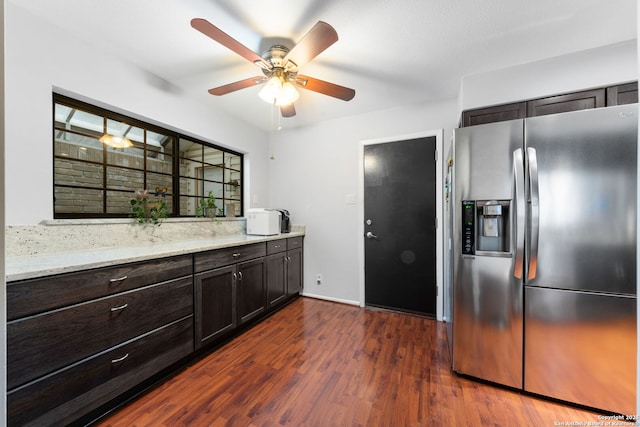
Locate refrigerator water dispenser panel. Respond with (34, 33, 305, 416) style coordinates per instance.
(462, 200, 511, 256)
(462, 201, 475, 254)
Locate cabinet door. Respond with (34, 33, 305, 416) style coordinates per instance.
(461, 102, 526, 127)
(527, 88, 605, 117)
(286, 248, 303, 296)
(194, 266, 237, 349)
(237, 258, 266, 324)
(606, 82, 638, 106)
(266, 254, 287, 310)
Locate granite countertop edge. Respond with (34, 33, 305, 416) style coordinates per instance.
(6, 231, 305, 282)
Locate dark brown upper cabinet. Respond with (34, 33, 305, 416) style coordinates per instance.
(460, 82, 637, 127)
(526, 88, 605, 117)
(606, 82, 638, 106)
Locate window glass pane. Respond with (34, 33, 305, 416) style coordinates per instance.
(179, 158, 201, 179)
(54, 159, 103, 188)
(179, 195, 195, 216)
(106, 190, 133, 214)
(147, 173, 172, 196)
(55, 187, 103, 213)
(106, 145, 144, 169)
(224, 177, 241, 202)
(55, 104, 103, 136)
(203, 146, 223, 167)
(203, 181, 224, 201)
(179, 139, 201, 162)
(54, 134, 104, 161)
(179, 177, 196, 198)
(107, 119, 143, 144)
(106, 166, 144, 191)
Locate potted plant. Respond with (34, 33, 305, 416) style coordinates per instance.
(196, 191, 218, 219)
(130, 188, 169, 225)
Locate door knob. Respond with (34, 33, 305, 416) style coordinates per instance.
(366, 231, 379, 239)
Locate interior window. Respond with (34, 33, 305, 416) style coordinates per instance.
(53, 94, 243, 218)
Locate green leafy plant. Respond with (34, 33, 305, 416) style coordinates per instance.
(130, 188, 169, 225)
(196, 191, 218, 219)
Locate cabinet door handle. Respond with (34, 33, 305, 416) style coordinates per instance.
(238, 271, 243, 280)
(111, 353, 129, 364)
(233, 272, 238, 280)
(110, 303, 128, 312)
(109, 275, 128, 283)
(232, 253, 241, 259)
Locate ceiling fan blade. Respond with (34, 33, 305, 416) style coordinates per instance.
(294, 75, 355, 101)
(280, 103, 296, 118)
(283, 21, 338, 72)
(191, 18, 271, 69)
(208, 76, 267, 96)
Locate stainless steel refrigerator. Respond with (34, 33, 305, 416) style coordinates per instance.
(451, 104, 637, 415)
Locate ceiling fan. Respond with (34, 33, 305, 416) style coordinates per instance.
(191, 18, 356, 118)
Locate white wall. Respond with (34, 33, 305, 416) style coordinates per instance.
(460, 39, 637, 113)
(4, 3, 270, 225)
(268, 39, 638, 321)
(268, 100, 458, 316)
(1, 0, 7, 422)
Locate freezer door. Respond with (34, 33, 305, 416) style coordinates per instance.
(525, 104, 637, 295)
(452, 120, 524, 388)
(525, 286, 636, 414)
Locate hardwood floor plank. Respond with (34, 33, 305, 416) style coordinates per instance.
(96, 297, 603, 426)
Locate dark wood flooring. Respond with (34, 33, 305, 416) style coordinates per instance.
(96, 297, 603, 426)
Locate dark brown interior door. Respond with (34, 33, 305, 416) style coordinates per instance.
(364, 137, 437, 316)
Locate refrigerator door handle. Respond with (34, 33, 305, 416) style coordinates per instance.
(513, 148, 525, 279)
(527, 147, 539, 280)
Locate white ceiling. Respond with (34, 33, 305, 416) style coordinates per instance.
(12, 0, 638, 131)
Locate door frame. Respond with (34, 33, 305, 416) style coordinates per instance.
(358, 129, 444, 320)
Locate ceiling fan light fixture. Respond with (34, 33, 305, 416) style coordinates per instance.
(258, 76, 283, 104)
(99, 134, 133, 148)
(258, 76, 299, 106)
(277, 81, 299, 106)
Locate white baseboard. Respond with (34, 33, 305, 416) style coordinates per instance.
(300, 292, 360, 306)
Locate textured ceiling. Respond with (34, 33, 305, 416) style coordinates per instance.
(11, 0, 638, 131)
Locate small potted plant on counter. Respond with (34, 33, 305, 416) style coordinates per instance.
(196, 191, 218, 219)
(130, 188, 169, 225)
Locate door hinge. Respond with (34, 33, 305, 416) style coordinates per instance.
(435, 217, 438, 229)
(434, 149, 438, 162)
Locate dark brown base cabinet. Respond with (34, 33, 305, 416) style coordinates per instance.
(7, 236, 303, 426)
(266, 237, 304, 310)
(194, 265, 237, 349)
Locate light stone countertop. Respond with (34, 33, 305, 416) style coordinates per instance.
(6, 231, 304, 282)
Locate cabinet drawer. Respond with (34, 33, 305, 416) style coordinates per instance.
(194, 243, 266, 273)
(287, 236, 303, 250)
(267, 239, 287, 255)
(8, 316, 193, 427)
(7, 254, 193, 320)
(8, 276, 193, 389)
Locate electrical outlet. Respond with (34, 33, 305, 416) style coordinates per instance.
(316, 273, 322, 285)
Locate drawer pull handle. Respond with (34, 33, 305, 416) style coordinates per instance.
(232, 253, 241, 258)
(111, 353, 129, 364)
(109, 275, 128, 283)
(110, 303, 128, 312)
